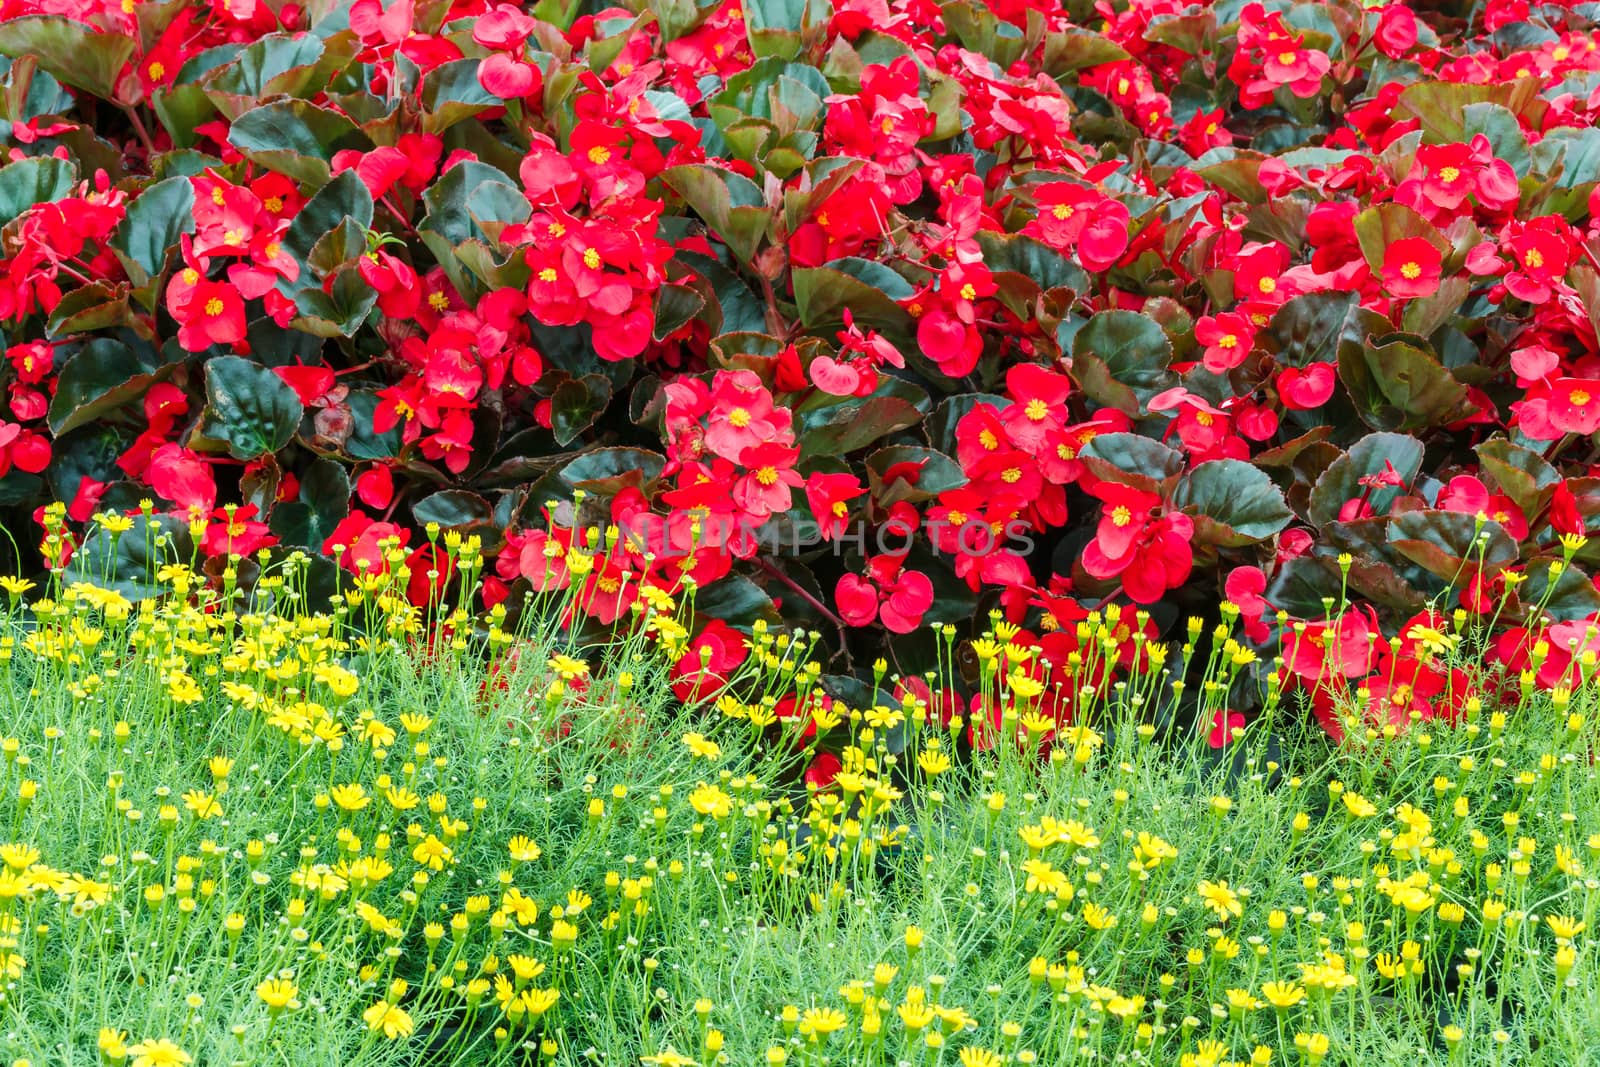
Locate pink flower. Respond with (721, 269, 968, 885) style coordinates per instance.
(1208, 708, 1246, 748)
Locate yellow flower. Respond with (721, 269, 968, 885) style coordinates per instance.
(959, 1049, 1002, 1067)
(166, 674, 202, 705)
(97, 1028, 128, 1062)
(362, 1000, 415, 1039)
(180, 790, 221, 820)
(681, 732, 721, 759)
(546, 654, 590, 680)
(1548, 914, 1586, 941)
(330, 783, 369, 812)
(1341, 792, 1377, 819)
(127, 1038, 191, 1067)
(0, 576, 36, 599)
(1261, 980, 1305, 1009)
(412, 835, 453, 871)
(639, 1050, 698, 1067)
(799, 1006, 847, 1038)
(518, 987, 560, 1017)
(508, 835, 542, 862)
(688, 783, 732, 819)
(1196, 880, 1242, 922)
(256, 978, 299, 1013)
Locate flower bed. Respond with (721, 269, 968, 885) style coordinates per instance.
(0, 0, 1598, 735)
(0, 560, 1595, 1067)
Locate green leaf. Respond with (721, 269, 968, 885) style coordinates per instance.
(550, 374, 614, 446)
(678, 250, 769, 335)
(1337, 337, 1468, 432)
(1070, 310, 1175, 416)
(653, 283, 706, 341)
(47, 337, 165, 435)
(420, 59, 499, 134)
(0, 155, 74, 227)
(557, 447, 666, 496)
(1307, 432, 1424, 527)
(798, 377, 927, 456)
(228, 100, 370, 186)
(649, 0, 724, 41)
(290, 266, 379, 338)
(1461, 103, 1531, 177)
(1263, 555, 1344, 616)
(279, 169, 373, 300)
(1176, 459, 1294, 547)
(1518, 556, 1600, 621)
(1476, 439, 1559, 521)
(1530, 126, 1600, 190)
(662, 164, 771, 263)
(413, 489, 492, 529)
(110, 176, 196, 288)
(1388, 509, 1518, 582)
(1041, 28, 1130, 76)
(0, 16, 137, 99)
(743, 0, 828, 60)
(693, 574, 780, 630)
(344, 390, 402, 461)
(203, 32, 342, 120)
(419, 160, 520, 246)
(1077, 432, 1184, 493)
(791, 259, 913, 343)
(1259, 292, 1359, 369)
(1352, 202, 1448, 275)
(1396, 79, 1544, 144)
(201, 356, 305, 459)
(269, 457, 349, 549)
(0, 470, 42, 508)
(305, 216, 369, 277)
(975, 230, 1090, 294)
(46, 282, 133, 337)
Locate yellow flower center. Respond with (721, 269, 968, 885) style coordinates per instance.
(1025, 398, 1049, 421)
(588, 146, 611, 165)
(1112, 505, 1132, 527)
(729, 407, 751, 428)
(582, 248, 601, 270)
(1400, 261, 1421, 280)
(1439, 166, 1460, 183)
(1051, 204, 1074, 220)
(204, 298, 225, 317)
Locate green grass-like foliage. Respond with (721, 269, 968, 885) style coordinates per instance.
(0, 557, 1596, 1067)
